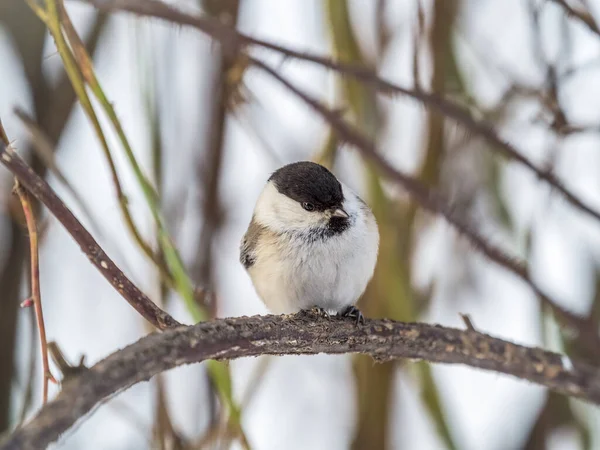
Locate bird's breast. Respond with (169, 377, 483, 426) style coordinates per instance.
(248, 218, 378, 313)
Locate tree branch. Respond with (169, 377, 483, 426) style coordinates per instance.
(1, 312, 599, 449)
(69, 0, 600, 358)
(0, 141, 180, 331)
(13, 181, 56, 404)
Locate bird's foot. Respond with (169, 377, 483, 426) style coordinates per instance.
(306, 306, 331, 320)
(338, 305, 365, 325)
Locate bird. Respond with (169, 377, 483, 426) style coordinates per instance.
(239, 161, 379, 324)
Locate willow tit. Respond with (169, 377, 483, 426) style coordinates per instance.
(240, 161, 379, 323)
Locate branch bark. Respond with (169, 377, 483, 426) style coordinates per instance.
(1, 312, 599, 450)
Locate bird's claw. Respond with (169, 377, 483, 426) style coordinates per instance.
(307, 306, 331, 320)
(338, 305, 365, 325)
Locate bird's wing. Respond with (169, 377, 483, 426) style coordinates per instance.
(240, 218, 265, 269)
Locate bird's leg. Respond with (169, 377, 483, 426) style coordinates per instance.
(338, 305, 365, 325)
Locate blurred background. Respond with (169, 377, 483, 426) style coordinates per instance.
(1, 0, 600, 449)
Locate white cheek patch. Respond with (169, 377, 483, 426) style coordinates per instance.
(254, 182, 325, 232)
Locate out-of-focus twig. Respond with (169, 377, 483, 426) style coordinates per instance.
(192, 0, 240, 301)
(190, 2, 252, 448)
(44, 1, 248, 444)
(27, 0, 182, 295)
(53, 0, 200, 315)
(17, 309, 37, 424)
(152, 375, 189, 450)
(3, 311, 600, 450)
(14, 108, 143, 281)
(14, 108, 102, 238)
(0, 3, 106, 434)
(548, 0, 600, 37)
(0, 141, 180, 330)
(0, 121, 56, 406)
(39, 1, 155, 261)
(13, 181, 56, 404)
(323, 2, 410, 449)
(76, 0, 600, 228)
(249, 57, 600, 358)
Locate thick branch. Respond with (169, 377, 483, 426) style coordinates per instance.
(0, 142, 180, 330)
(1, 312, 599, 449)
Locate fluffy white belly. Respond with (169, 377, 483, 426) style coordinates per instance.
(249, 215, 379, 314)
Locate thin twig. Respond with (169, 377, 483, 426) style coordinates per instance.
(76, 0, 600, 227)
(0, 141, 181, 330)
(14, 108, 145, 285)
(13, 182, 56, 404)
(460, 313, 477, 332)
(29, 0, 171, 286)
(54, 0, 197, 305)
(248, 57, 600, 357)
(17, 307, 37, 424)
(0, 120, 56, 406)
(2, 311, 600, 450)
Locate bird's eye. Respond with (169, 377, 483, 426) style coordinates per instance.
(302, 202, 315, 211)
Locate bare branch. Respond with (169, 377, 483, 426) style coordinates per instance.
(13, 182, 56, 404)
(1, 312, 599, 449)
(76, 0, 600, 227)
(0, 141, 181, 330)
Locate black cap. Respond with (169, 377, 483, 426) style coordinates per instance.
(268, 161, 344, 211)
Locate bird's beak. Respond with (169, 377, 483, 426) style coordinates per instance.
(331, 208, 349, 219)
